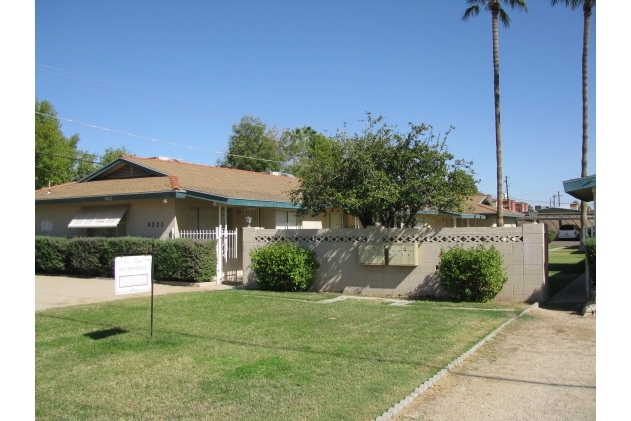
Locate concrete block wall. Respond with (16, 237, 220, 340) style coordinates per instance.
(242, 224, 547, 303)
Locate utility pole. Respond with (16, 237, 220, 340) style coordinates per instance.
(504, 176, 509, 201)
(557, 191, 563, 208)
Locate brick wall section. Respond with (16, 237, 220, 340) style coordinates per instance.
(242, 224, 547, 303)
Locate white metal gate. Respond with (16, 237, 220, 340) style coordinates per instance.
(173, 227, 238, 284)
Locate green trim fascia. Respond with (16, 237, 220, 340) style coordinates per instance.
(80, 158, 168, 182)
(563, 175, 596, 202)
(184, 190, 299, 209)
(35, 190, 182, 205)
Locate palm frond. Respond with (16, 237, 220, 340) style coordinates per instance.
(550, 0, 587, 10)
(462, 5, 481, 22)
(498, 9, 511, 28)
(507, 0, 529, 12)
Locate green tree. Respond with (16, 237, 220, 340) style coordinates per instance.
(72, 146, 134, 181)
(279, 126, 331, 175)
(550, 0, 595, 250)
(35, 99, 81, 189)
(218, 115, 283, 172)
(462, 0, 528, 227)
(99, 146, 133, 166)
(290, 114, 478, 228)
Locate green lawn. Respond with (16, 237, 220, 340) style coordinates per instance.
(548, 246, 586, 298)
(36, 291, 522, 421)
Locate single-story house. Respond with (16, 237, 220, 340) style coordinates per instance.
(35, 156, 524, 240)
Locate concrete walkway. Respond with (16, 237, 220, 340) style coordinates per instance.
(35, 275, 235, 312)
(391, 274, 595, 421)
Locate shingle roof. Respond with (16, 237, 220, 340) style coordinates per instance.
(35, 156, 300, 203)
(122, 156, 299, 202)
(462, 194, 524, 218)
(35, 177, 174, 201)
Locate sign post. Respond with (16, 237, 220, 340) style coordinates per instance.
(114, 250, 155, 338)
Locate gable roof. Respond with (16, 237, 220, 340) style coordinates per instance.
(36, 156, 300, 207)
(461, 194, 525, 219)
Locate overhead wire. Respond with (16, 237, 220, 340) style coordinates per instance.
(35, 112, 286, 166)
(36, 63, 242, 113)
(36, 77, 235, 122)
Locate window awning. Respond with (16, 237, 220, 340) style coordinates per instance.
(68, 205, 129, 228)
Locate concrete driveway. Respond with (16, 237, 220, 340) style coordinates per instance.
(35, 275, 235, 312)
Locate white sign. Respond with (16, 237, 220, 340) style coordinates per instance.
(115, 255, 152, 295)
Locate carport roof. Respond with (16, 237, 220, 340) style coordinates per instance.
(563, 175, 595, 202)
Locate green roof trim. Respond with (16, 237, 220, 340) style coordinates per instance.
(563, 175, 596, 202)
(36, 191, 184, 205)
(184, 190, 299, 209)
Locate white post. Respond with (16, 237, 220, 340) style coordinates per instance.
(215, 225, 223, 284)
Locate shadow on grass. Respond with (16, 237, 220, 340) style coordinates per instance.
(83, 327, 128, 340)
(548, 262, 585, 299)
(38, 312, 510, 371)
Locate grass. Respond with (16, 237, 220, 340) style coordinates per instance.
(548, 245, 585, 299)
(36, 290, 522, 421)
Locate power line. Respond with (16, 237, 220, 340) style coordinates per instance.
(36, 77, 235, 122)
(36, 63, 243, 113)
(35, 63, 301, 130)
(35, 112, 285, 165)
(35, 151, 103, 165)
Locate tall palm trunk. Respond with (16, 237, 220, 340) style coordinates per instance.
(492, 9, 504, 227)
(579, 2, 592, 251)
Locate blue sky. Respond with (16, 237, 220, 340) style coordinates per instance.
(34, 0, 596, 208)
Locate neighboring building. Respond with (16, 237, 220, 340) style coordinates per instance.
(528, 206, 594, 235)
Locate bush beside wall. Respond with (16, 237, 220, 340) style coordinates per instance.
(250, 241, 320, 292)
(154, 239, 217, 282)
(437, 244, 508, 303)
(35, 237, 217, 282)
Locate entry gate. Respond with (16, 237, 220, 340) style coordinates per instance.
(173, 227, 238, 284)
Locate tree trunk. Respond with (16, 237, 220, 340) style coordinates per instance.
(492, 9, 504, 227)
(579, 3, 592, 252)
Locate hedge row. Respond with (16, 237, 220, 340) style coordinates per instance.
(584, 237, 596, 289)
(35, 236, 217, 282)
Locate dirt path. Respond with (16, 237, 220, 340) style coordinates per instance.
(392, 307, 595, 421)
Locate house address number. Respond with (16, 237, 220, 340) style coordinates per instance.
(147, 222, 164, 227)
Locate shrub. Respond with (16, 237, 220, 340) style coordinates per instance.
(547, 230, 556, 243)
(101, 237, 155, 277)
(154, 239, 217, 282)
(437, 244, 508, 303)
(35, 236, 70, 274)
(250, 241, 319, 292)
(67, 237, 110, 276)
(584, 237, 596, 289)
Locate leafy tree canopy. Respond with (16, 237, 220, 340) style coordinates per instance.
(289, 113, 479, 228)
(218, 115, 284, 172)
(35, 98, 133, 188)
(35, 99, 81, 189)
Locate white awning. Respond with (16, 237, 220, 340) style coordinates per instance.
(68, 205, 129, 228)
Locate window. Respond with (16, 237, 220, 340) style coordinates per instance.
(189, 207, 220, 230)
(243, 208, 259, 227)
(275, 211, 301, 229)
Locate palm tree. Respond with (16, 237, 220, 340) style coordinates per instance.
(462, 0, 528, 227)
(550, 0, 595, 250)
